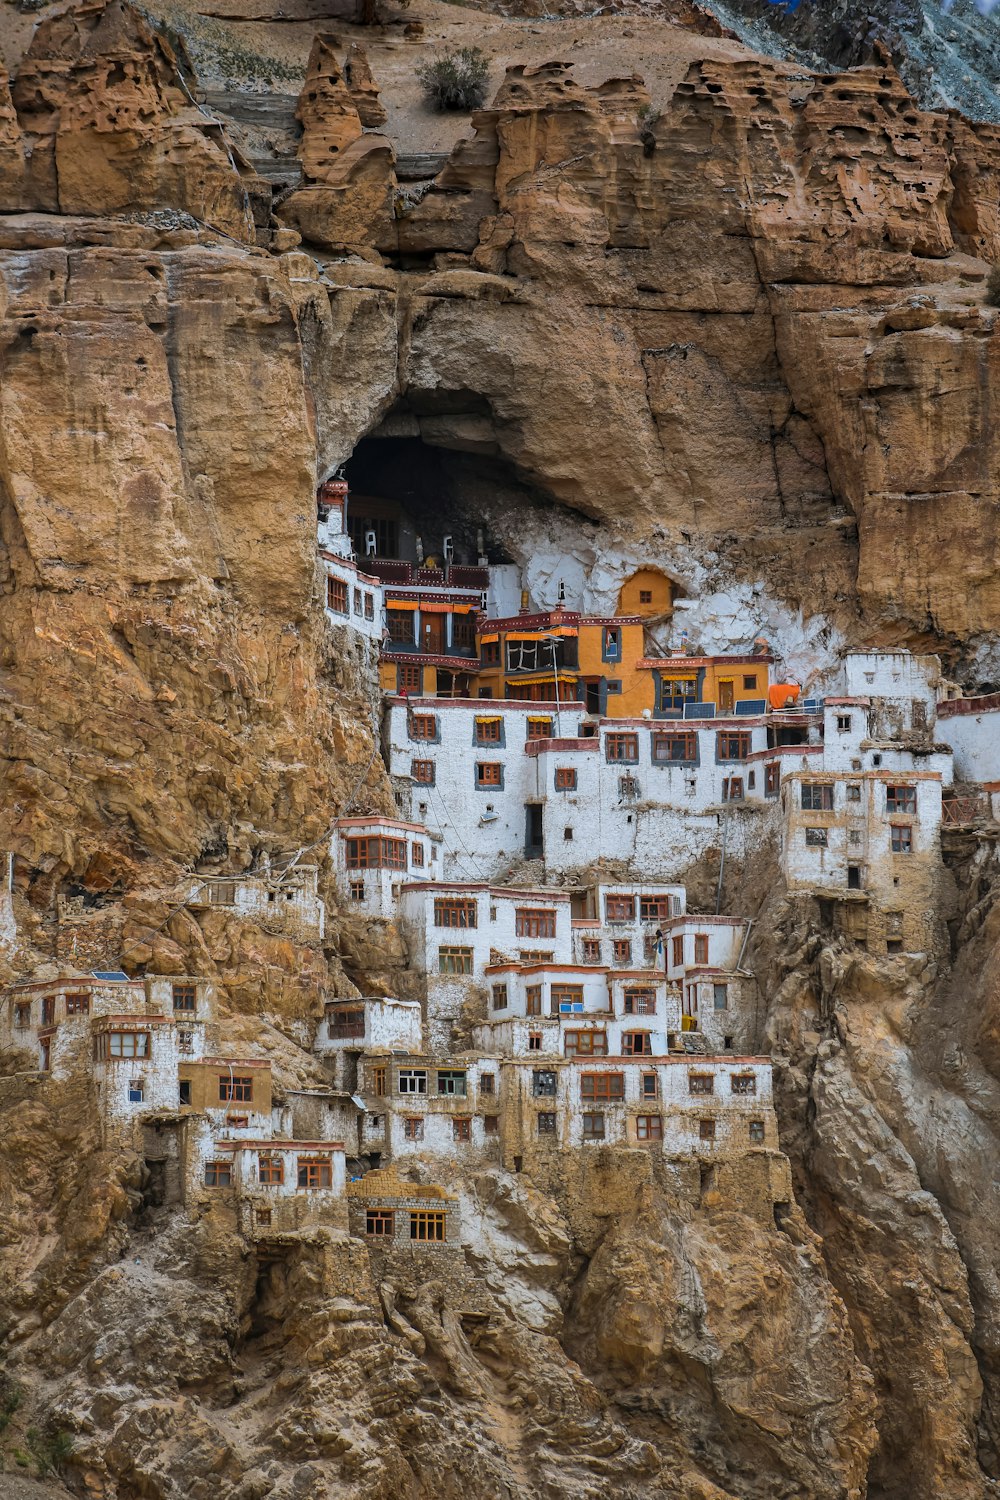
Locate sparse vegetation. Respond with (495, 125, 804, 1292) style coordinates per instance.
(637, 102, 660, 157)
(986, 264, 1000, 307)
(15, 1426, 74, 1479)
(416, 47, 490, 113)
(0, 1378, 21, 1439)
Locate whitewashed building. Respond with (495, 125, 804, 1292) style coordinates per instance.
(399, 882, 573, 1050)
(383, 698, 775, 882)
(472, 963, 682, 1057)
(318, 477, 385, 644)
(663, 915, 753, 1051)
(184, 866, 326, 941)
(331, 817, 439, 917)
(357, 1052, 501, 1162)
(315, 995, 423, 1089)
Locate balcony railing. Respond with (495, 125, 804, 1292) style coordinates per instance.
(942, 796, 984, 825)
(327, 1022, 365, 1040)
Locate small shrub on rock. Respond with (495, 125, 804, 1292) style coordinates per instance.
(986, 264, 1000, 307)
(416, 47, 489, 112)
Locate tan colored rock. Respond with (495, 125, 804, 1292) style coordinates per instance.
(295, 33, 364, 183)
(345, 43, 387, 130)
(281, 135, 396, 255)
(11, 0, 253, 238)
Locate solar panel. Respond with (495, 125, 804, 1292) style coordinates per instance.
(91, 969, 130, 981)
(684, 701, 716, 719)
(735, 698, 767, 716)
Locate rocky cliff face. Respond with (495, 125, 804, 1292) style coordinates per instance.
(2, 4, 1000, 1497)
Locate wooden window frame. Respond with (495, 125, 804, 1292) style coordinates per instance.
(410, 1210, 446, 1242)
(890, 824, 913, 853)
(403, 1117, 424, 1141)
(368, 1065, 387, 1096)
(716, 731, 751, 761)
(204, 1160, 232, 1187)
(65, 992, 90, 1016)
(606, 733, 639, 764)
(555, 767, 577, 790)
(526, 717, 554, 740)
(731, 1073, 757, 1095)
(621, 1031, 652, 1056)
(624, 989, 656, 1015)
(606, 895, 636, 923)
(438, 945, 474, 975)
(411, 714, 437, 740)
(219, 1075, 253, 1103)
(688, 1072, 714, 1096)
(326, 576, 349, 615)
(366, 1209, 394, 1236)
(452, 1116, 472, 1142)
(612, 938, 632, 965)
(635, 1114, 663, 1141)
(257, 1155, 284, 1186)
(433, 897, 478, 929)
(411, 759, 435, 785)
(694, 935, 709, 965)
(475, 718, 503, 744)
(526, 985, 542, 1015)
(297, 1157, 333, 1189)
(652, 732, 697, 764)
(515, 908, 557, 939)
(172, 984, 196, 1013)
(552, 984, 585, 1010)
(580, 1072, 625, 1100)
(886, 785, 917, 814)
(475, 762, 503, 787)
(801, 782, 834, 811)
(564, 1030, 607, 1057)
(582, 1112, 605, 1140)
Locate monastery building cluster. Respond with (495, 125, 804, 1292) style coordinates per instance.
(5, 476, 1000, 1263)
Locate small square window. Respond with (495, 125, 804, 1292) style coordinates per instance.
(537, 1112, 557, 1134)
(836, 715, 852, 732)
(890, 825, 913, 855)
(128, 1080, 144, 1103)
(528, 1032, 543, 1051)
(805, 828, 828, 847)
(847, 784, 861, 801)
(349, 879, 365, 901)
(749, 1120, 766, 1144)
(699, 1119, 716, 1141)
